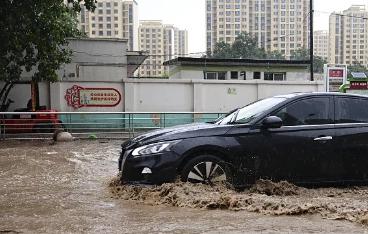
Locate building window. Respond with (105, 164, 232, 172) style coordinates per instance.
(205, 72, 217, 80)
(218, 72, 226, 80)
(264, 72, 286, 81)
(231, 71, 238, 79)
(204, 72, 226, 80)
(264, 72, 273, 80)
(253, 72, 261, 79)
(240, 71, 246, 80)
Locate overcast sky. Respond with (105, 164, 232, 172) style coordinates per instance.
(138, 0, 368, 53)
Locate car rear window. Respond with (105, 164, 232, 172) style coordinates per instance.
(275, 97, 332, 126)
(335, 97, 368, 123)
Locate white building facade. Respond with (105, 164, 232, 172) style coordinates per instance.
(138, 21, 188, 77)
(206, 0, 310, 59)
(313, 30, 329, 60)
(329, 5, 368, 67)
(79, 0, 139, 51)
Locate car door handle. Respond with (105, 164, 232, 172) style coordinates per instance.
(313, 136, 333, 141)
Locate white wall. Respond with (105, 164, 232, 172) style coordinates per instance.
(124, 79, 193, 112)
(59, 38, 128, 82)
(123, 79, 325, 112)
(2, 79, 325, 113)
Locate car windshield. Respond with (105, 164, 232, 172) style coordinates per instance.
(216, 97, 287, 125)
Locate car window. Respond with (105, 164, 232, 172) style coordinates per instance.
(335, 97, 368, 123)
(233, 97, 286, 124)
(216, 97, 286, 125)
(274, 97, 331, 126)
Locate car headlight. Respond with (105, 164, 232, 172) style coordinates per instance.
(131, 140, 180, 157)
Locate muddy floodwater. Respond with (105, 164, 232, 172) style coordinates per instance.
(1, 140, 368, 233)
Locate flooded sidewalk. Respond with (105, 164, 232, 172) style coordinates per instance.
(0, 140, 367, 233)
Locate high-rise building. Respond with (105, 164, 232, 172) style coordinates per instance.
(138, 21, 188, 77)
(79, 0, 138, 50)
(206, 0, 310, 59)
(329, 5, 368, 66)
(313, 30, 329, 60)
(178, 30, 189, 56)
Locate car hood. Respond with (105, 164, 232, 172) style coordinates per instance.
(130, 122, 231, 145)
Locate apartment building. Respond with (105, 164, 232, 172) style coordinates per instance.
(79, 0, 138, 50)
(138, 21, 188, 77)
(329, 5, 368, 66)
(206, 0, 310, 59)
(313, 30, 329, 60)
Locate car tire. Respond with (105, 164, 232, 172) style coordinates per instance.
(180, 155, 232, 186)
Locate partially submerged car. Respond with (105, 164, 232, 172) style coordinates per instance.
(118, 92, 368, 188)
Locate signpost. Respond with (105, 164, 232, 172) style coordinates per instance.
(324, 64, 347, 92)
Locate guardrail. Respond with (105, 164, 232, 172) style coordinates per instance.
(0, 112, 226, 140)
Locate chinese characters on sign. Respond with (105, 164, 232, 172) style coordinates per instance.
(65, 85, 121, 109)
(328, 69, 344, 78)
(350, 82, 368, 90)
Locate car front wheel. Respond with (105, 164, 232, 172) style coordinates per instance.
(181, 155, 231, 186)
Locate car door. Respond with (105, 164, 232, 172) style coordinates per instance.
(230, 96, 336, 184)
(333, 96, 368, 182)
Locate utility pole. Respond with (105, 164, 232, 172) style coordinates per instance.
(310, 0, 314, 81)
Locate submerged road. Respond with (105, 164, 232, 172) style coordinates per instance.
(0, 140, 367, 233)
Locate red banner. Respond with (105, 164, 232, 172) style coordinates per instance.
(329, 69, 344, 78)
(350, 81, 368, 90)
(65, 85, 121, 109)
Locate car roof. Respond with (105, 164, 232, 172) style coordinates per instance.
(274, 92, 368, 99)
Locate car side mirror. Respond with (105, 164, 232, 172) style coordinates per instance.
(262, 116, 283, 129)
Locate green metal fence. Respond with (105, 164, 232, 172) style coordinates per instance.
(0, 112, 226, 140)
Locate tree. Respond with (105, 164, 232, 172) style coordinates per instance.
(289, 48, 310, 60)
(266, 50, 285, 60)
(348, 61, 368, 73)
(210, 32, 266, 59)
(290, 48, 327, 73)
(210, 32, 284, 60)
(212, 41, 234, 59)
(313, 56, 328, 74)
(0, 0, 95, 110)
(230, 32, 266, 59)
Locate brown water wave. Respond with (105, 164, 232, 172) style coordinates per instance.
(110, 178, 368, 226)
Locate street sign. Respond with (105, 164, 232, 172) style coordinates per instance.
(324, 65, 347, 92)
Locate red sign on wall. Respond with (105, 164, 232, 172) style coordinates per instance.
(65, 85, 122, 109)
(329, 69, 344, 78)
(350, 81, 368, 90)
